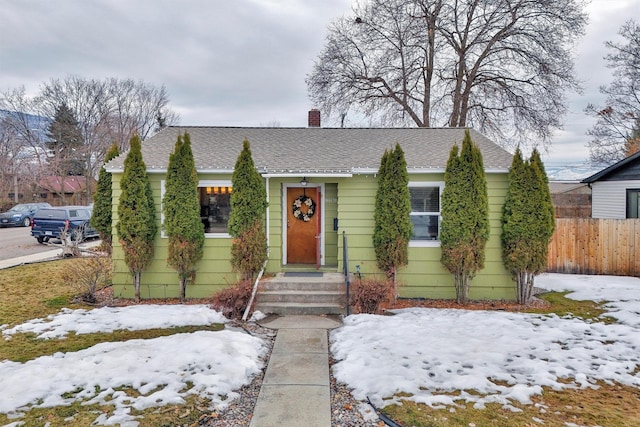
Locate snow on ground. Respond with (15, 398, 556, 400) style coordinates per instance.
(1, 304, 228, 339)
(537, 273, 640, 328)
(331, 273, 640, 410)
(3, 274, 640, 425)
(0, 305, 265, 427)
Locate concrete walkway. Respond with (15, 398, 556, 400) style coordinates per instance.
(0, 248, 61, 269)
(250, 315, 342, 427)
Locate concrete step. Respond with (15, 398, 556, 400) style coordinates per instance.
(254, 302, 345, 316)
(260, 281, 346, 292)
(255, 272, 348, 316)
(258, 290, 345, 304)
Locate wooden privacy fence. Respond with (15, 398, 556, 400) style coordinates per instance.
(547, 218, 640, 276)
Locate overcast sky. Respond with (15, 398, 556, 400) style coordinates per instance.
(1, 0, 637, 166)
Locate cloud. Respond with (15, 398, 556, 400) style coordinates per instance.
(545, 0, 639, 165)
(0, 0, 636, 163)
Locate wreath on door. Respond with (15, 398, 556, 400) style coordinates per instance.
(292, 195, 316, 222)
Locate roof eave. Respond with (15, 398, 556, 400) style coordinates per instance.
(262, 172, 353, 178)
(582, 151, 640, 183)
(105, 166, 510, 175)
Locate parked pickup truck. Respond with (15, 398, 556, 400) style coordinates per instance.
(31, 206, 99, 244)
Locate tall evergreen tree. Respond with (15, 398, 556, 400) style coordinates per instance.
(373, 143, 412, 285)
(228, 140, 268, 279)
(91, 143, 119, 252)
(440, 130, 489, 304)
(116, 134, 157, 302)
(46, 103, 85, 175)
(502, 148, 555, 304)
(163, 132, 204, 301)
(46, 103, 85, 203)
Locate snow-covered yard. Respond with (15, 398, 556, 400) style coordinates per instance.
(331, 273, 640, 411)
(0, 305, 267, 426)
(1, 273, 639, 426)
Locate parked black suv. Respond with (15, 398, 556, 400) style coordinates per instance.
(0, 202, 51, 227)
(31, 206, 99, 243)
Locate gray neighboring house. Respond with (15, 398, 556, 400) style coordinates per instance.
(582, 151, 640, 219)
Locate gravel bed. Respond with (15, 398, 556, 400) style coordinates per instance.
(330, 353, 383, 427)
(202, 320, 275, 427)
(202, 321, 382, 427)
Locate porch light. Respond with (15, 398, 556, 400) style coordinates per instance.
(300, 177, 308, 187)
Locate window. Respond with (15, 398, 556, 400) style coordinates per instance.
(409, 183, 443, 243)
(161, 180, 233, 237)
(199, 184, 232, 234)
(627, 189, 640, 219)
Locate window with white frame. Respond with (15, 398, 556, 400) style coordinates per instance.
(161, 180, 233, 237)
(409, 183, 443, 241)
(199, 184, 232, 234)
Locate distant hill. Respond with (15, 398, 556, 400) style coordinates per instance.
(545, 164, 603, 181)
(0, 109, 51, 141)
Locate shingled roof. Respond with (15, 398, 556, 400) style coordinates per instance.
(38, 175, 88, 193)
(581, 150, 640, 183)
(105, 126, 513, 174)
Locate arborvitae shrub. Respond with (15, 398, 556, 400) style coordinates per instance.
(230, 220, 268, 280)
(91, 143, 119, 253)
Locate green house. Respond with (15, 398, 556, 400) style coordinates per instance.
(105, 121, 515, 300)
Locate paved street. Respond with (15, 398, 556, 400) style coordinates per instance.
(0, 226, 52, 260)
(0, 226, 99, 261)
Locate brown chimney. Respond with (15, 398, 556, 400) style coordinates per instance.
(308, 109, 321, 127)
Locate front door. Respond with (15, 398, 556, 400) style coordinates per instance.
(287, 187, 320, 265)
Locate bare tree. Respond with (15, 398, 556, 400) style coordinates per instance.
(37, 77, 113, 203)
(0, 87, 50, 169)
(586, 19, 640, 164)
(0, 92, 51, 203)
(307, 0, 587, 149)
(1, 76, 179, 203)
(0, 113, 22, 202)
(102, 78, 179, 152)
(38, 77, 179, 183)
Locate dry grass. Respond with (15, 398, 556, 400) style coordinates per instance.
(527, 291, 615, 323)
(380, 293, 634, 426)
(0, 259, 224, 426)
(0, 259, 92, 327)
(1, 261, 637, 426)
(383, 382, 640, 427)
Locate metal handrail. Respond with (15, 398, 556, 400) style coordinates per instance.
(342, 231, 350, 316)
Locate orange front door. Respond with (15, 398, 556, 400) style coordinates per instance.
(287, 187, 320, 264)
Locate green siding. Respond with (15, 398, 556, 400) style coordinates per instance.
(111, 170, 515, 301)
(336, 172, 514, 300)
(265, 178, 283, 273)
(336, 174, 378, 276)
(323, 183, 339, 266)
(112, 173, 237, 299)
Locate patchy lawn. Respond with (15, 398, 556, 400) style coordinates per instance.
(0, 260, 264, 427)
(3, 262, 640, 427)
(334, 273, 640, 427)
